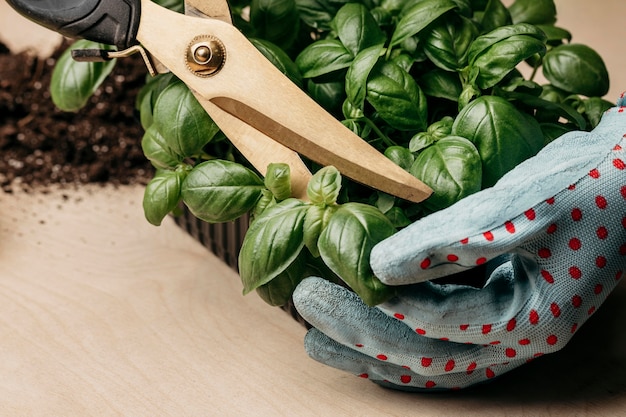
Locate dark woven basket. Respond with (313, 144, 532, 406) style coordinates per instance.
(173, 205, 310, 328)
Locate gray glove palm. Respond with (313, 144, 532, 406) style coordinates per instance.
(293, 101, 626, 390)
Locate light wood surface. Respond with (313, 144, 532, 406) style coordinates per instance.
(0, 184, 626, 416)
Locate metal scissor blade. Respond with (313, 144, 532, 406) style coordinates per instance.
(210, 97, 432, 203)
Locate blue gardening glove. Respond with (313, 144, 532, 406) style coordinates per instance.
(293, 99, 626, 391)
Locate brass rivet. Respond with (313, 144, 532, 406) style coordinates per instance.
(186, 35, 226, 77)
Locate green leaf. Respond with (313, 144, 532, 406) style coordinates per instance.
(536, 25, 571, 45)
(255, 253, 307, 306)
(409, 132, 435, 153)
(141, 125, 183, 169)
(265, 163, 292, 201)
(418, 69, 463, 101)
(366, 61, 428, 131)
(307, 166, 342, 205)
(452, 95, 544, 187)
(143, 168, 186, 226)
(542, 44, 610, 97)
(303, 204, 337, 257)
(307, 80, 346, 115)
(250, 0, 300, 50)
(296, 40, 353, 79)
(50, 40, 116, 112)
(410, 136, 482, 211)
(345, 43, 385, 108)
(384, 146, 414, 170)
(333, 3, 386, 56)
(390, 0, 457, 47)
(294, 0, 342, 30)
(181, 160, 265, 223)
(479, 0, 511, 33)
(467, 23, 546, 65)
(239, 199, 309, 293)
(153, 80, 220, 157)
(540, 122, 573, 145)
(152, 0, 184, 12)
(318, 203, 396, 306)
(423, 15, 478, 72)
(250, 38, 303, 88)
(508, 0, 556, 25)
(385, 206, 412, 228)
(582, 97, 614, 129)
(135, 73, 176, 130)
(471, 34, 546, 89)
(502, 90, 586, 130)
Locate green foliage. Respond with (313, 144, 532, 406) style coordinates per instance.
(50, 40, 116, 112)
(50, 0, 612, 307)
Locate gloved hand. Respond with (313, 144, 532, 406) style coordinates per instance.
(293, 98, 626, 391)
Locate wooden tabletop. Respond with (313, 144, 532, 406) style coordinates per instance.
(0, 184, 625, 416)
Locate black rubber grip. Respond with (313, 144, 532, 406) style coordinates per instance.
(5, 0, 141, 49)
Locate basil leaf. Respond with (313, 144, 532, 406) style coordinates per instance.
(345, 43, 385, 108)
(540, 122, 573, 145)
(479, 0, 511, 33)
(452, 95, 544, 187)
(181, 160, 265, 223)
(253, 189, 276, 218)
(265, 163, 292, 201)
(255, 253, 307, 306)
(303, 204, 337, 257)
(409, 132, 435, 153)
(536, 25, 571, 45)
(250, 0, 300, 50)
(542, 44, 610, 97)
(471, 34, 546, 89)
(375, 192, 396, 214)
(141, 125, 182, 169)
(419, 69, 462, 101)
(136, 73, 177, 130)
(385, 206, 412, 228)
(423, 15, 478, 72)
(384, 146, 414, 170)
(50, 40, 116, 112)
(333, 3, 386, 56)
(296, 40, 353, 78)
(380, 0, 405, 15)
(318, 203, 395, 306)
(502, 90, 586, 130)
(239, 199, 309, 294)
(153, 80, 220, 157)
(467, 23, 546, 66)
(143, 168, 187, 226)
(294, 0, 341, 30)
(250, 38, 303, 88)
(582, 97, 614, 129)
(152, 0, 184, 12)
(410, 136, 482, 211)
(307, 166, 342, 205)
(307, 80, 346, 115)
(366, 61, 427, 131)
(390, 0, 457, 47)
(508, 0, 557, 25)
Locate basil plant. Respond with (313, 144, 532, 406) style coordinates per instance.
(51, 0, 611, 307)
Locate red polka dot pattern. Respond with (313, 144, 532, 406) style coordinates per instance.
(341, 126, 626, 391)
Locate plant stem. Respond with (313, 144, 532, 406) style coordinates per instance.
(360, 117, 397, 147)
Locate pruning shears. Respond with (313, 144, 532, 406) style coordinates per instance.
(5, 0, 433, 202)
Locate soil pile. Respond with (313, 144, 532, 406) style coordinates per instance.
(0, 40, 154, 193)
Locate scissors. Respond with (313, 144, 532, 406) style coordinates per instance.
(5, 0, 433, 202)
